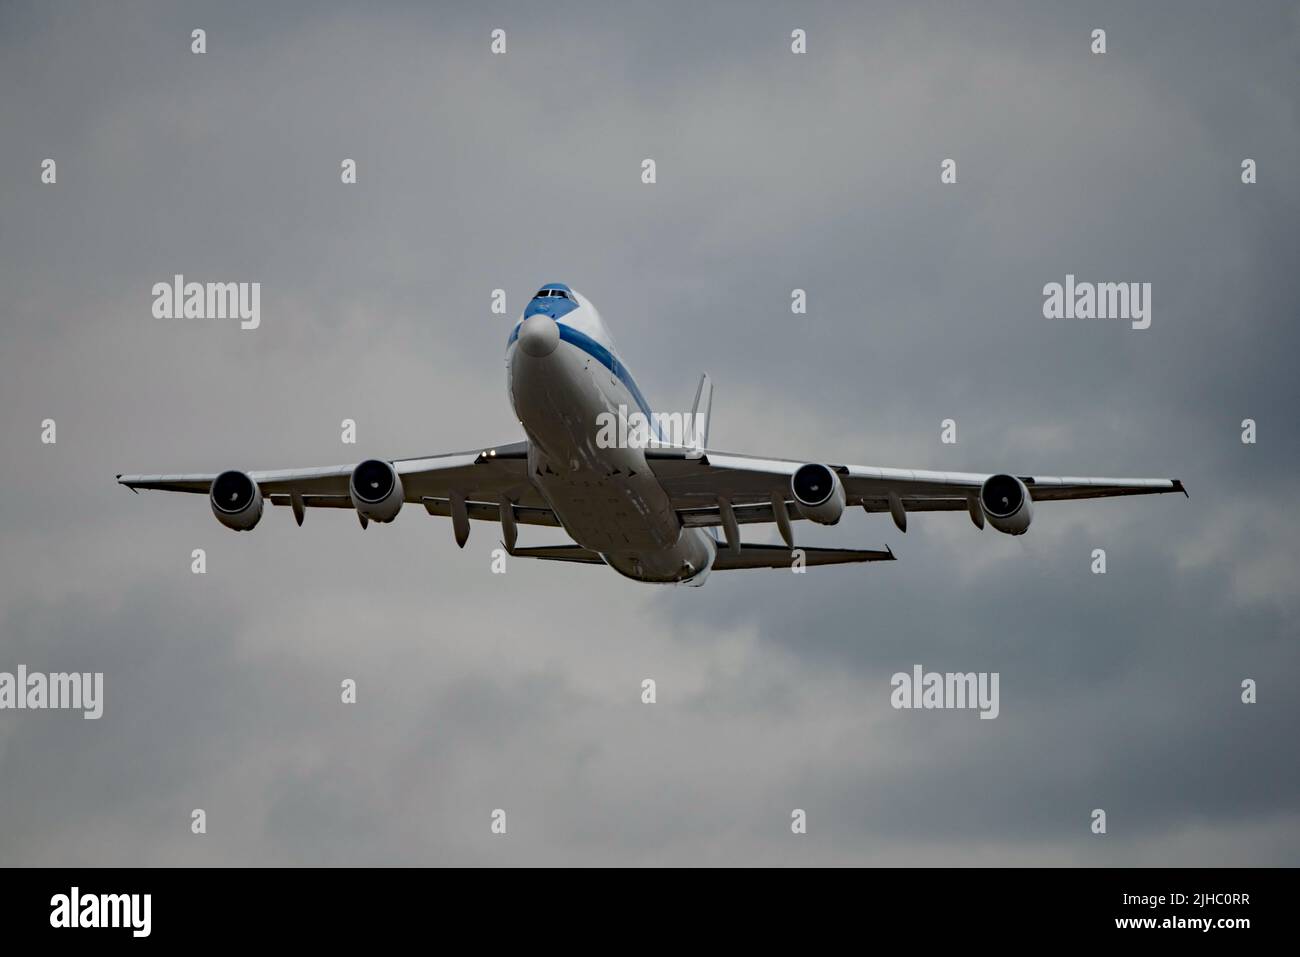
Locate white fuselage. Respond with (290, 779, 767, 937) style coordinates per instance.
(507, 288, 715, 584)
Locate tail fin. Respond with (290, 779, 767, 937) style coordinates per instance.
(690, 373, 713, 453)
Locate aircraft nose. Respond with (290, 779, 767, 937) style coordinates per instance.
(517, 313, 559, 358)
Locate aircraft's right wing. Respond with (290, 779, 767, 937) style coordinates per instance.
(119, 442, 538, 503)
(117, 440, 556, 543)
(648, 447, 1183, 548)
(651, 449, 1184, 513)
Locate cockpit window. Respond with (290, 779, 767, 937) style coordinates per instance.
(535, 289, 570, 300)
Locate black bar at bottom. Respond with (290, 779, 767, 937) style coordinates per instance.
(0, 866, 1285, 943)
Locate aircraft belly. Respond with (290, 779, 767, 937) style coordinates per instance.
(515, 339, 681, 553)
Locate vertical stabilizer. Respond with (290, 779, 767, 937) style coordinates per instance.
(690, 373, 713, 452)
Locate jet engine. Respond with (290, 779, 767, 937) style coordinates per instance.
(980, 473, 1033, 535)
(349, 459, 404, 523)
(791, 463, 846, 525)
(210, 470, 263, 531)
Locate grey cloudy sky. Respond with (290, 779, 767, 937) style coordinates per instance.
(1, 0, 1297, 865)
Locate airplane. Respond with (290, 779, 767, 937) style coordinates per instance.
(117, 283, 1186, 586)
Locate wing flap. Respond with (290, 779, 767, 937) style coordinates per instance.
(268, 494, 352, 509)
(679, 496, 977, 526)
(679, 501, 786, 527)
(421, 497, 560, 527)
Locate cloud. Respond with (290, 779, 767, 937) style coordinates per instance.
(0, 0, 1296, 865)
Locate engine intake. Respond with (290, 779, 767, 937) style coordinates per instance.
(980, 473, 1033, 535)
(350, 459, 404, 523)
(210, 470, 263, 531)
(791, 463, 846, 525)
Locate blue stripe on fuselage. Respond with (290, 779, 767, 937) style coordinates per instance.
(557, 323, 656, 424)
(507, 322, 656, 424)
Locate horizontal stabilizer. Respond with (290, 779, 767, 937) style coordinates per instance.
(712, 542, 895, 571)
(507, 544, 606, 565)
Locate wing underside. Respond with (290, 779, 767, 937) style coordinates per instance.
(117, 439, 1184, 566)
(117, 442, 548, 512)
(648, 448, 1185, 514)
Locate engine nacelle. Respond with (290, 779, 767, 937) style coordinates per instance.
(791, 463, 846, 525)
(980, 473, 1033, 535)
(210, 470, 263, 531)
(349, 459, 404, 523)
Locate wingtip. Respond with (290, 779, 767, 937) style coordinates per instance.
(1173, 479, 1188, 498)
